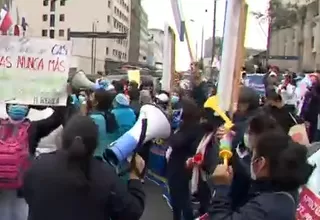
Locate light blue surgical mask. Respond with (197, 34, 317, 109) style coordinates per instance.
(78, 95, 86, 104)
(243, 133, 251, 149)
(8, 104, 29, 121)
(171, 95, 180, 104)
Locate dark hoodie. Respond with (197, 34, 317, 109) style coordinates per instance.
(263, 105, 301, 134)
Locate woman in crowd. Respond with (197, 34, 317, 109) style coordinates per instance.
(264, 88, 302, 133)
(208, 129, 313, 219)
(190, 107, 223, 217)
(215, 88, 268, 210)
(111, 93, 136, 139)
(23, 115, 146, 220)
(300, 75, 320, 142)
(277, 72, 297, 113)
(229, 111, 282, 210)
(0, 102, 66, 220)
(167, 97, 203, 220)
(86, 89, 118, 158)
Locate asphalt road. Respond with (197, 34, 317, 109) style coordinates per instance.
(140, 180, 172, 220)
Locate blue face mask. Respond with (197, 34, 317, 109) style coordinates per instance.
(171, 95, 180, 104)
(78, 95, 86, 104)
(8, 104, 29, 121)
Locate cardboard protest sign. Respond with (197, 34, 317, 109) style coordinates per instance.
(296, 148, 320, 219)
(127, 70, 140, 85)
(0, 36, 72, 106)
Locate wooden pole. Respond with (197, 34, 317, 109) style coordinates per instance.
(229, 1, 248, 116)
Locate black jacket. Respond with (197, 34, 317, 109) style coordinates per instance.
(167, 123, 204, 182)
(23, 152, 145, 220)
(263, 105, 302, 134)
(208, 179, 296, 220)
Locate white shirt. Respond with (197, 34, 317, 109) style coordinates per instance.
(29, 108, 60, 154)
(278, 83, 297, 106)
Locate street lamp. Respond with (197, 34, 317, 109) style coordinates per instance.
(190, 9, 207, 61)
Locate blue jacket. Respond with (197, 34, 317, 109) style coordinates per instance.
(89, 111, 115, 158)
(208, 180, 296, 220)
(111, 106, 136, 140)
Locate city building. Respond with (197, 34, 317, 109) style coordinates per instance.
(11, 0, 131, 74)
(269, 0, 320, 71)
(139, 6, 149, 63)
(147, 28, 164, 68)
(128, 0, 141, 63)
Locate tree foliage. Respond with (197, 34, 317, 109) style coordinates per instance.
(251, 0, 306, 30)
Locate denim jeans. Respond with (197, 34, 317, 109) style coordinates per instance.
(0, 190, 28, 220)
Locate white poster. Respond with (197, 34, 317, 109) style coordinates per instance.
(296, 149, 320, 219)
(0, 36, 72, 106)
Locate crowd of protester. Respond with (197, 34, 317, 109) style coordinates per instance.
(0, 65, 317, 220)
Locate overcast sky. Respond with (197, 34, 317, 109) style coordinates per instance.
(142, 0, 269, 70)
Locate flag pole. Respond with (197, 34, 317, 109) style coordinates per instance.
(216, 0, 243, 112)
(229, 1, 248, 115)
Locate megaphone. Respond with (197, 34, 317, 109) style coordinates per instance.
(70, 70, 96, 90)
(104, 104, 171, 165)
(204, 95, 234, 165)
(204, 95, 233, 129)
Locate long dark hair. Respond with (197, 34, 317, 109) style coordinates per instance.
(92, 89, 118, 133)
(256, 131, 314, 191)
(180, 97, 201, 127)
(62, 115, 98, 189)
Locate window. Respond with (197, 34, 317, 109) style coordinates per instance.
(59, 29, 64, 37)
(42, 29, 48, 36)
(114, 7, 116, 13)
(59, 14, 65, 22)
(311, 36, 315, 49)
(107, 15, 110, 23)
(50, 0, 56, 12)
(43, 0, 49, 6)
(108, 0, 111, 8)
(60, 0, 66, 6)
(49, 30, 55, 39)
(50, 14, 55, 27)
(106, 47, 109, 55)
(42, 14, 48, 21)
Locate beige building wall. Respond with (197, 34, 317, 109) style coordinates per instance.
(12, 0, 131, 74)
(269, 0, 320, 71)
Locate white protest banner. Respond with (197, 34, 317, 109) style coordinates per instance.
(296, 148, 320, 219)
(0, 36, 72, 106)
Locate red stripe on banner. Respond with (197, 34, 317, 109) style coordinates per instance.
(0, 11, 13, 33)
(13, 25, 20, 36)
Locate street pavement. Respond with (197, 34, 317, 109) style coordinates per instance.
(140, 180, 172, 220)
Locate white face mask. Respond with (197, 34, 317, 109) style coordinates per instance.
(243, 133, 251, 149)
(250, 162, 257, 180)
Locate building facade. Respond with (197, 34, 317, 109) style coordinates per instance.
(128, 0, 141, 63)
(139, 6, 149, 63)
(269, 0, 320, 71)
(11, 0, 131, 74)
(147, 28, 164, 67)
